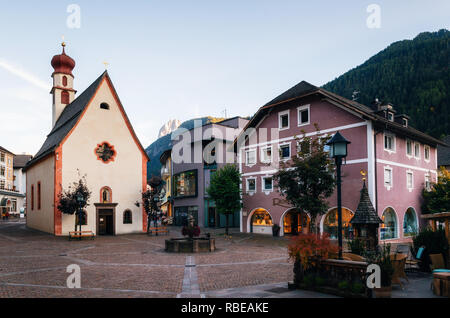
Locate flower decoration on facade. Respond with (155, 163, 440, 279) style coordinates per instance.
(95, 142, 116, 163)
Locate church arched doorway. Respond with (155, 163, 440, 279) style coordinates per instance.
(283, 209, 310, 235)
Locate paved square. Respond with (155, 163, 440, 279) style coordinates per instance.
(0, 220, 439, 298)
(0, 219, 297, 298)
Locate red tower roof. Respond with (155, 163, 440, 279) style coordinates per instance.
(51, 43, 75, 76)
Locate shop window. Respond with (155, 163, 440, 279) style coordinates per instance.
(251, 209, 273, 227)
(381, 208, 398, 240)
(322, 208, 354, 239)
(173, 170, 197, 198)
(123, 210, 132, 224)
(284, 209, 310, 235)
(403, 208, 418, 237)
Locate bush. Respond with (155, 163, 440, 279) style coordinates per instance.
(314, 276, 326, 286)
(303, 274, 315, 288)
(288, 233, 339, 270)
(351, 282, 365, 294)
(337, 281, 350, 291)
(413, 227, 449, 271)
(348, 238, 366, 256)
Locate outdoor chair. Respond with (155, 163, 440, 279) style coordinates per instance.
(342, 252, 366, 262)
(429, 254, 450, 273)
(405, 246, 425, 271)
(390, 253, 409, 288)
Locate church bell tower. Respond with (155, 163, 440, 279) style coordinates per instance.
(50, 42, 76, 127)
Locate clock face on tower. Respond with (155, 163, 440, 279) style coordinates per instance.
(95, 142, 116, 163)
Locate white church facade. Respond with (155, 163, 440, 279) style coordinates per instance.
(24, 43, 149, 236)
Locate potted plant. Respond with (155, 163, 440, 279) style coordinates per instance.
(366, 244, 394, 298)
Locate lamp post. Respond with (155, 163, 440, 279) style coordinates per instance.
(326, 131, 351, 260)
(76, 192, 85, 234)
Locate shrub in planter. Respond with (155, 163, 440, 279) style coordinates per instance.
(303, 274, 315, 288)
(314, 276, 326, 287)
(337, 281, 350, 291)
(351, 282, 365, 294)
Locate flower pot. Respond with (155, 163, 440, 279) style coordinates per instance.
(373, 286, 392, 298)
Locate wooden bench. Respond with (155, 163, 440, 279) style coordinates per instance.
(148, 227, 170, 236)
(69, 231, 95, 240)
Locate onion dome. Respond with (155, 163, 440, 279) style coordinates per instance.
(51, 42, 75, 76)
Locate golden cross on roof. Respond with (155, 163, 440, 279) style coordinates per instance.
(103, 61, 110, 69)
(61, 35, 66, 47)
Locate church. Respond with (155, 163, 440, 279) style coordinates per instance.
(24, 43, 149, 236)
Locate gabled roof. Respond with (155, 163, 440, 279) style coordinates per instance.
(437, 135, 450, 167)
(25, 71, 149, 170)
(0, 146, 14, 156)
(13, 154, 33, 169)
(234, 80, 445, 148)
(350, 181, 382, 225)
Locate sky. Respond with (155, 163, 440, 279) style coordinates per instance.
(0, 0, 449, 155)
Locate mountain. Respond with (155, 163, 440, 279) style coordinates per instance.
(158, 119, 182, 138)
(323, 29, 449, 139)
(146, 116, 225, 179)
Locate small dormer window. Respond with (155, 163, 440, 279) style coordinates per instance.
(100, 103, 110, 110)
(387, 112, 394, 121)
(402, 118, 408, 127)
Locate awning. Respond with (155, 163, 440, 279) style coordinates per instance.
(0, 197, 9, 207)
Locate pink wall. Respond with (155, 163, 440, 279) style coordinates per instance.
(240, 95, 438, 243)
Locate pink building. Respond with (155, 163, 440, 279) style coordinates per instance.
(237, 81, 444, 243)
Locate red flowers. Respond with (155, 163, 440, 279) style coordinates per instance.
(288, 233, 338, 269)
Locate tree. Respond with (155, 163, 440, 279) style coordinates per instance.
(57, 175, 91, 232)
(141, 176, 165, 234)
(273, 126, 336, 233)
(207, 164, 242, 235)
(422, 167, 450, 214)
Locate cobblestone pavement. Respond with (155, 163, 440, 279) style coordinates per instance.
(0, 220, 296, 298)
(0, 220, 439, 298)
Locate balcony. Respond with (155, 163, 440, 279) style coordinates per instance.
(0, 185, 20, 193)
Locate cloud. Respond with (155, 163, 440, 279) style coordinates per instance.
(0, 58, 51, 91)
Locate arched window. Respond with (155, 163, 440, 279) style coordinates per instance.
(62, 76, 68, 87)
(123, 210, 132, 224)
(323, 208, 354, 239)
(61, 90, 69, 104)
(100, 103, 110, 110)
(251, 209, 273, 234)
(75, 210, 87, 225)
(100, 187, 112, 203)
(381, 208, 398, 240)
(403, 208, 418, 237)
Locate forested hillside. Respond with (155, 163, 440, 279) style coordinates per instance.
(323, 29, 449, 139)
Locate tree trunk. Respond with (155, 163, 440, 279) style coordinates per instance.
(225, 213, 229, 236)
(310, 215, 317, 234)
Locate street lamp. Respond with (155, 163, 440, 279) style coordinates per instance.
(326, 131, 351, 260)
(76, 192, 85, 234)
